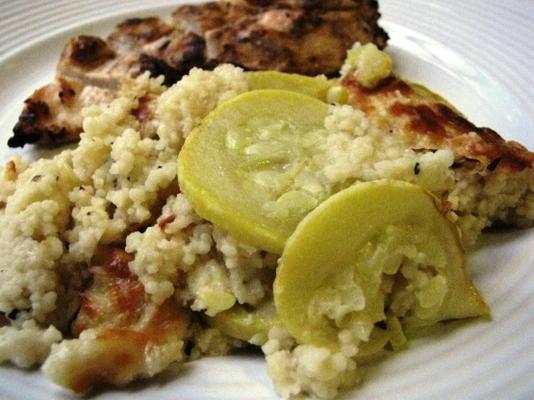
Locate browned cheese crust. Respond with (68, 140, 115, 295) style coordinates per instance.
(69, 246, 191, 393)
(342, 76, 534, 174)
(8, 0, 388, 148)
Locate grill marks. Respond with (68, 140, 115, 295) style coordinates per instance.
(110, 17, 175, 45)
(8, 18, 173, 148)
(66, 36, 116, 68)
(140, 32, 208, 86)
(9, 79, 79, 147)
(8, 0, 388, 148)
(227, 0, 381, 11)
(181, 1, 388, 76)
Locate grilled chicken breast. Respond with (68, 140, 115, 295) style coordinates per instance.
(8, 0, 388, 148)
(9, 18, 174, 148)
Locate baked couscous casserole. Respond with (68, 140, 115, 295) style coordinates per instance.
(0, 43, 533, 399)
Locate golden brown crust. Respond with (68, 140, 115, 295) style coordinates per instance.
(44, 246, 190, 394)
(343, 76, 534, 173)
(72, 247, 189, 336)
(67, 302, 189, 394)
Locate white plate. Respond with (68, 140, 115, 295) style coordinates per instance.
(0, 1, 533, 399)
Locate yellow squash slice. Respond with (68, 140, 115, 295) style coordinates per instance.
(274, 180, 489, 350)
(247, 71, 335, 102)
(178, 89, 330, 253)
(208, 301, 276, 345)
